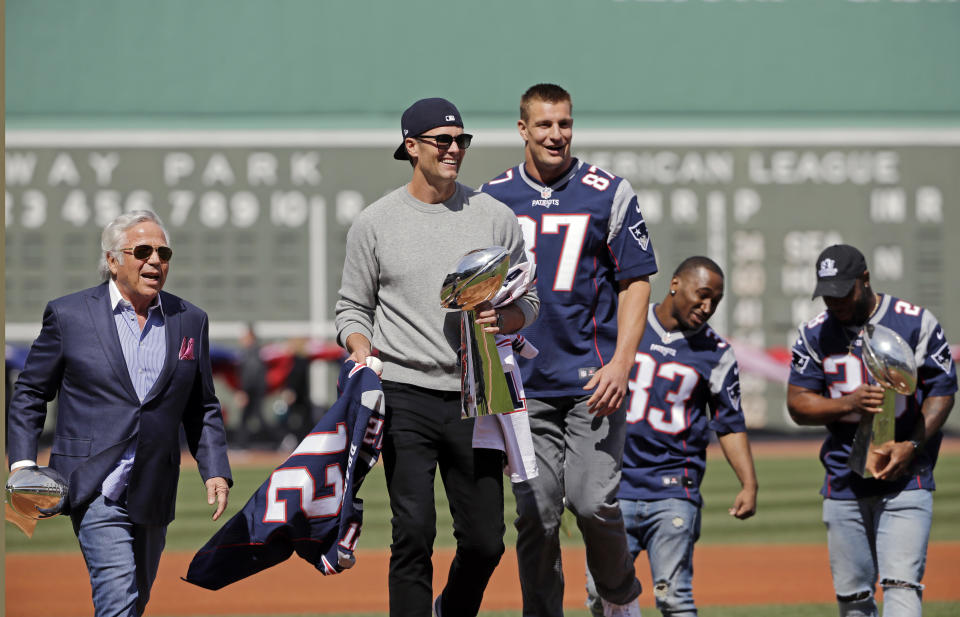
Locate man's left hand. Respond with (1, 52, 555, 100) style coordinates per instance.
(870, 440, 916, 480)
(728, 486, 758, 520)
(584, 359, 632, 416)
(205, 477, 230, 521)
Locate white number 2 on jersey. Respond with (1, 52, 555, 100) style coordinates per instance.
(264, 424, 348, 522)
(518, 214, 590, 291)
(627, 353, 699, 434)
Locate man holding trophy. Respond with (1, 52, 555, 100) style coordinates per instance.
(335, 97, 539, 617)
(7, 210, 232, 617)
(787, 244, 956, 617)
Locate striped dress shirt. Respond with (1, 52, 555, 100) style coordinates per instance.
(100, 279, 167, 501)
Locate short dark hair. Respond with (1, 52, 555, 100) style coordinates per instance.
(673, 255, 724, 279)
(520, 83, 572, 122)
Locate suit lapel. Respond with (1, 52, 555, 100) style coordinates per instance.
(142, 291, 182, 406)
(86, 283, 140, 403)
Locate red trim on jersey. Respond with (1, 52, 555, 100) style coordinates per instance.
(591, 256, 604, 366)
(606, 243, 621, 272)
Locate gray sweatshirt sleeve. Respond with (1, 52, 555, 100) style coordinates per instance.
(501, 209, 540, 327)
(335, 213, 378, 348)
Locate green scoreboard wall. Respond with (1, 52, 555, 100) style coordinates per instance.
(7, 1, 960, 124)
(6, 129, 959, 430)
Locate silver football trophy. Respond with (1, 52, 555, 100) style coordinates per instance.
(6, 465, 67, 518)
(848, 324, 918, 478)
(441, 246, 515, 417)
(5, 465, 68, 538)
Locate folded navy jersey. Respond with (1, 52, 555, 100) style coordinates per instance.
(185, 360, 385, 589)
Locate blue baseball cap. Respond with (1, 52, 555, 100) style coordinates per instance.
(393, 98, 464, 160)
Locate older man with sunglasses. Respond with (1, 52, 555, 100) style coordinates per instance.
(8, 210, 232, 617)
(336, 98, 539, 617)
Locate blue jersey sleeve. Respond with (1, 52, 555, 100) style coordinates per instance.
(917, 312, 958, 399)
(607, 179, 657, 281)
(787, 323, 826, 392)
(708, 358, 747, 435)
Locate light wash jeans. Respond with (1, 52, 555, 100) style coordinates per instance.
(822, 489, 932, 617)
(586, 497, 701, 617)
(71, 493, 167, 617)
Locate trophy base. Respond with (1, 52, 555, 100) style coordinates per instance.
(848, 389, 896, 479)
(461, 311, 515, 417)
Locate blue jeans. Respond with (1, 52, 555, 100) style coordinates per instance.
(822, 490, 932, 617)
(586, 498, 700, 617)
(71, 494, 167, 617)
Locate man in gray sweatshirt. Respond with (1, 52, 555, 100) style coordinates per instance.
(335, 97, 539, 617)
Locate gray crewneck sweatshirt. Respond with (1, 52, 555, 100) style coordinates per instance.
(335, 183, 539, 391)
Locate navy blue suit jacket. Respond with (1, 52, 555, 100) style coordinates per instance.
(8, 282, 232, 526)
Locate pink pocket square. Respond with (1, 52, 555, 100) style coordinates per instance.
(179, 337, 195, 360)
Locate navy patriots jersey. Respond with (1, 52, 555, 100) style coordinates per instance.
(788, 294, 957, 500)
(619, 305, 746, 506)
(185, 361, 385, 589)
(481, 159, 658, 396)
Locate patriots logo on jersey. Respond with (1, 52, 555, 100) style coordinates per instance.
(932, 342, 953, 374)
(726, 380, 742, 409)
(628, 220, 650, 250)
(531, 197, 560, 208)
(650, 343, 676, 357)
(792, 348, 811, 374)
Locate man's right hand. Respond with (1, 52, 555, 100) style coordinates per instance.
(345, 333, 372, 365)
(847, 384, 885, 415)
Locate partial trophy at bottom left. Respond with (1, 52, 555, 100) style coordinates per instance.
(6, 465, 68, 536)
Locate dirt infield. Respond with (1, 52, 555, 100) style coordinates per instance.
(9, 439, 960, 615)
(7, 542, 960, 616)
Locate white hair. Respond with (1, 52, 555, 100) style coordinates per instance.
(98, 210, 171, 280)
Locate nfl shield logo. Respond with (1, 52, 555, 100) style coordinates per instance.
(541, 188, 552, 199)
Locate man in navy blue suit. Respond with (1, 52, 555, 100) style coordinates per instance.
(8, 210, 232, 617)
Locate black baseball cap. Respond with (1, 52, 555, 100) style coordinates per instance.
(393, 98, 464, 160)
(812, 244, 868, 299)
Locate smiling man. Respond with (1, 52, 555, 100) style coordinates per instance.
(480, 84, 657, 617)
(335, 97, 539, 617)
(587, 256, 758, 617)
(8, 210, 232, 617)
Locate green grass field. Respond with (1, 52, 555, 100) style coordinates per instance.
(8, 448, 960, 616)
(11, 450, 960, 553)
